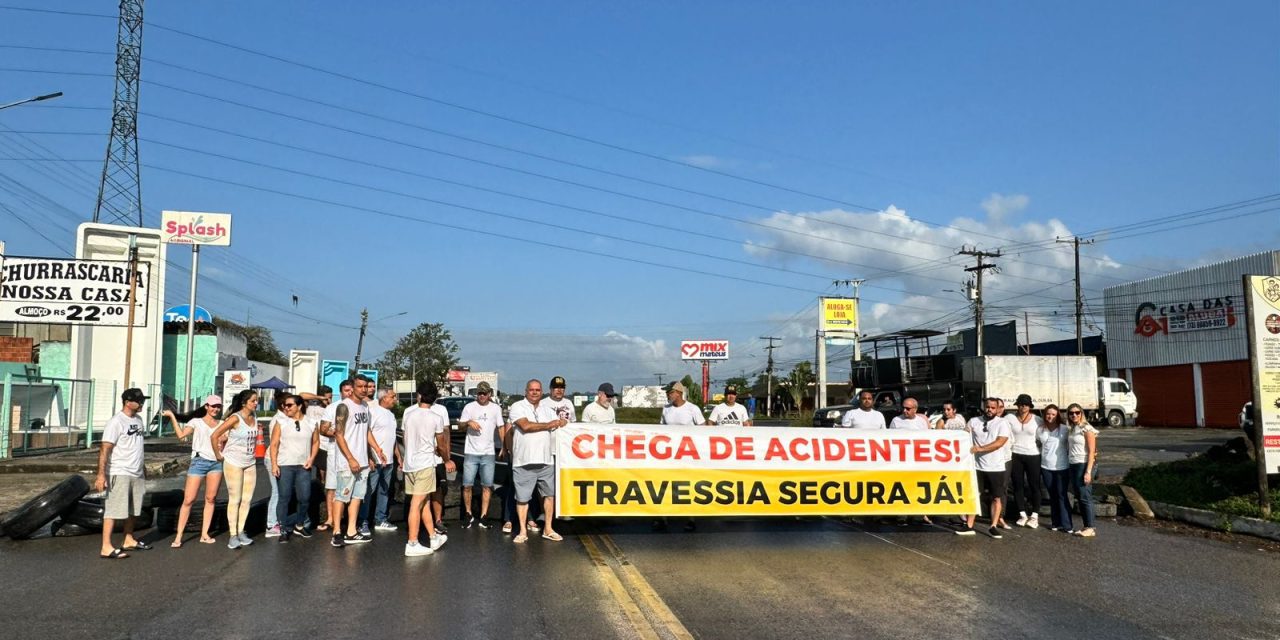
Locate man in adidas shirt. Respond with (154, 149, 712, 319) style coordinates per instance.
(708, 385, 752, 426)
(331, 375, 387, 547)
(840, 390, 887, 429)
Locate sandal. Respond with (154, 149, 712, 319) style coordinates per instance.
(502, 523, 513, 534)
(100, 548, 130, 559)
(124, 541, 153, 551)
(199, 537, 217, 544)
(542, 531, 563, 542)
(316, 523, 332, 532)
(512, 534, 528, 544)
(170, 539, 183, 549)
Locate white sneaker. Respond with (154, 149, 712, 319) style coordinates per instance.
(429, 533, 448, 551)
(1027, 513, 1039, 529)
(375, 521, 398, 532)
(404, 541, 433, 557)
(264, 525, 281, 538)
(1014, 513, 1028, 527)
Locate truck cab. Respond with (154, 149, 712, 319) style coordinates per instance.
(1097, 377, 1138, 427)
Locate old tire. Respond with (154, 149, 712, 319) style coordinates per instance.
(0, 475, 90, 540)
(1107, 410, 1125, 428)
(52, 520, 95, 537)
(61, 496, 106, 530)
(142, 489, 185, 510)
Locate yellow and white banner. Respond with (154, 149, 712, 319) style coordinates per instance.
(555, 424, 979, 517)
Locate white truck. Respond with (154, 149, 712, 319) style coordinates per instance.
(463, 371, 498, 398)
(960, 355, 1138, 427)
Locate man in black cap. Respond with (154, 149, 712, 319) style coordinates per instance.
(545, 376, 577, 425)
(582, 383, 617, 424)
(95, 388, 151, 558)
(708, 385, 752, 427)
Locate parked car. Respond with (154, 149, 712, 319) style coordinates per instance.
(1241, 401, 1255, 446)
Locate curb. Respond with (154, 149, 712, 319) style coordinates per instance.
(1147, 500, 1280, 542)
(0, 456, 189, 477)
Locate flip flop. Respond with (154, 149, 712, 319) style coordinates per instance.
(316, 524, 332, 532)
(512, 534, 528, 544)
(502, 523, 513, 534)
(100, 548, 130, 559)
(199, 537, 217, 544)
(124, 541, 153, 551)
(542, 531, 563, 542)
(170, 540, 183, 549)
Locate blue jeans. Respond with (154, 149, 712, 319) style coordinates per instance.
(1069, 463, 1096, 529)
(359, 464, 395, 526)
(276, 465, 312, 529)
(1041, 467, 1072, 531)
(265, 452, 280, 528)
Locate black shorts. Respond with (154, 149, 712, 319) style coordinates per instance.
(977, 469, 1009, 500)
(435, 462, 449, 494)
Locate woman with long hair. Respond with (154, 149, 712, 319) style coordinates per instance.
(269, 394, 319, 543)
(1037, 404, 1073, 533)
(211, 389, 261, 549)
(163, 395, 225, 547)
(1065, 402, 1099, 537)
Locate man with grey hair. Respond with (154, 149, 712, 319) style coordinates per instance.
(359, 387, 401, 535)
(508, 378, 566, 543)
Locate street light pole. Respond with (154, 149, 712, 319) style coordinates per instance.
(0, 91, 63, 112)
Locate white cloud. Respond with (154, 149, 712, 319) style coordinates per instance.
(452, 329, 689, 391)
(678, 154, 729, 169)
(980, 193, 1030, 223)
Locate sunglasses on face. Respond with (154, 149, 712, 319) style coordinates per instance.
(282, 403, 296, 408)
(1068, 411, 1082, 415)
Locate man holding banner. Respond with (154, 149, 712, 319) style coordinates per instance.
(508, 379, 567, 543)
(961, 398, 1012, 538)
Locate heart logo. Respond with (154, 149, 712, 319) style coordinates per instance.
(681, 343, 700, 357)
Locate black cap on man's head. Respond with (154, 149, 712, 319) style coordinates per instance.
(725, 385, 738, 395)
(1015, 393, 1034, 408)
(121, 388, 149, 404)
(550, 376, 567, 389)
(597, 382, 616, 396)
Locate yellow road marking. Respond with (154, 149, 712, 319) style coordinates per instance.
(581, 534, 660, 640)
(599, 534, 695, 640)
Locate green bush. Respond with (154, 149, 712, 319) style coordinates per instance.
(1123, 446, 1280, 523)
(614, 407, 663, 425)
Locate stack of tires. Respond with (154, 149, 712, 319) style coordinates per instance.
(0, 476, 182, 540)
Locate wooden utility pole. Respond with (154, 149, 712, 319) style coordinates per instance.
(121, 234, 139, 397)
(959, 247, 1000, 356)
(1057, 236, 1095, 355)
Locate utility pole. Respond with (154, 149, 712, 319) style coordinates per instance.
(760, 336, 781, 417)
(353, 308, 369, 368)
(654, 373, 667, 386)
(959, 247, 1001, 356)
(1057, 236, 1095, 355)
(834, 279, 865, 388)
(94, 0, 144, 226)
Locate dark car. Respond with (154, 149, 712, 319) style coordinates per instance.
(439, 396, 473, 433)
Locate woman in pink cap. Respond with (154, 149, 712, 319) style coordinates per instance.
(163, 395, 225, 547)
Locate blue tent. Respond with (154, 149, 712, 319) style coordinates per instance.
(250, 376, 293, 391)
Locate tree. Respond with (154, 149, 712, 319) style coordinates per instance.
(679, 374, 703, 406)
(214, 316, 285, 366)
(781, 361, 815, 413)
(725, 375, 750, 395)
(373, 322, 459, 383)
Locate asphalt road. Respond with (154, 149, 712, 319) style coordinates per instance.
(1, 510, 1276, 640)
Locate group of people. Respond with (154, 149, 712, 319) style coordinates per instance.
(837, 389, 1100, 538)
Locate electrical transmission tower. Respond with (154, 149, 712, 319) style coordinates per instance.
(94, 0, 144, 226)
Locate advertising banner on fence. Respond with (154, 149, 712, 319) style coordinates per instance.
(0, 255, 150, 326)
(222, 369, 251, 401)
(556, 424, 978, 517)
(1245, 275, 1280, 473)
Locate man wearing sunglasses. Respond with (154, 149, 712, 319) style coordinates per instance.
(889, 397, 930, 430)
(958, 397, 1011, 538)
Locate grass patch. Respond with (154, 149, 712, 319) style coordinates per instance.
(615, 407, 663, 424)
(1122, 439, 1280, 523)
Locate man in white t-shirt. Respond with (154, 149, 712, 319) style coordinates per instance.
(661, 382, 705, 426)
(95, 387, 149, 558)
(708, 385, 752, 426)
(545, 375, 577, 424)
(581, 382, 617, 424)
(316, 380, 353, 534)
(509, 379, 567, 543)
(331, 375, 386, 547)
(402, 381, 449, 557)
(840, 390, 887, 429)
(889, 397, 931, 430)
(959, 397, 1012, 538)
(427, 396, 455, 537)
(459, 381, 503, 528)
(359, 388, 401, 535)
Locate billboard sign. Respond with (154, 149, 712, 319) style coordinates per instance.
(820, 297, 858, 334)
(321, 360, 349, 395)
(0, 256, 150, 326)
(680, 340, 729, 360)
(160, 211, 232, 246)
(1245, 275, 1280, 473)
(163, 304, 212, 323)
(222, 369, 251, 401)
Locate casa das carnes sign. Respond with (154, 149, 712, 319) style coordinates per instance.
(1134, 296, 1236, 338)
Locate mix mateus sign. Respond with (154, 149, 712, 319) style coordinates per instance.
(680, 340, 729, 360)
(1134, 296, 1236, 338)
(160, 211, 232, 246)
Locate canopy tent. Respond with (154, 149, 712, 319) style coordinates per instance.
(250, 376, 294, 391)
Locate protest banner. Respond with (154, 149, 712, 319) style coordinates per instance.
(556, 424, 979, 517)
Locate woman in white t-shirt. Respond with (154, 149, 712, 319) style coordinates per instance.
(1008, 394, 1045, 529)
(1065, 402, 1099, 538)
(1037, 404, 1072, 533)
(269, 394, 319, 542)
(211, 389, 262, 550)
(163, 395, 225, 547)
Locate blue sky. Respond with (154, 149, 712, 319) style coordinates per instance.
(1, 1, 1277, 392)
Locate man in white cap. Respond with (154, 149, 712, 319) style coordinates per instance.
(661, 381, 705, 426)
(708, 385, 752, 426)
(581, 382, 617, 424)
